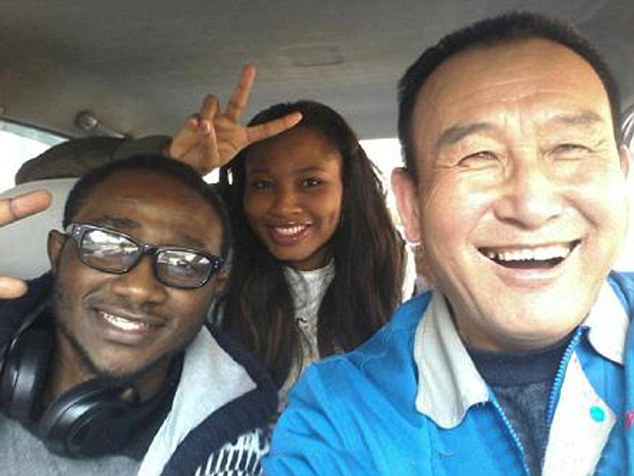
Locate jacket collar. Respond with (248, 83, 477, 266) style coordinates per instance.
(138, 327, 260, 475)
(413, 290, 489, 429)
(582, 280, 628, 365)
(413, 280, 628, 429)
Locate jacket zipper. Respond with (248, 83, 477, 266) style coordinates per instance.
(542, 325, 585, 466)
(489, 392, 532, 476)
(546, 326, 584, 424)
(487, 327, 584, 476)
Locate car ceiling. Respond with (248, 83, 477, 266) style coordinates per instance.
(0, 0, 632, 142)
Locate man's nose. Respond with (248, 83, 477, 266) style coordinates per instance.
(110, 255, 169, 304)
(493, 159, 564, 229)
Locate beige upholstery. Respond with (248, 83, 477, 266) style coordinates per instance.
(0, 178, 78, 279)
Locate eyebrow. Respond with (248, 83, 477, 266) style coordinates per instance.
(93, 216, 207, 249)
(548, 111, 603, 127)
(248, 165, 331, 175)
(172, 233, 207, 250)
(95, 216, 138, 229)
(297, 166, 330, 174)
(436, 122, 493, 149)
(435, 111, 605, 150)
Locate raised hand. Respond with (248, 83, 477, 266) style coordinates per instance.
(168, 64, 302, 175)
(0, 190, 51, 299)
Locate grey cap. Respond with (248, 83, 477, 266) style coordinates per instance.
(15, 135, 171, 184)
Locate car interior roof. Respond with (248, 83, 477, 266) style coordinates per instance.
(1, 0, 632, 141)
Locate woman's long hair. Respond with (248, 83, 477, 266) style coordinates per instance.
(216, 101, 405, 387)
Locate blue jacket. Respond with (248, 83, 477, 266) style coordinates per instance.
(265, 271, 634, 475)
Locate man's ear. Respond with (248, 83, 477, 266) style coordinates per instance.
(209, 266, 230, 295)
(391, 167, 422, 243)
(47, 230, 67, 274)
(619, 144, 631, 178)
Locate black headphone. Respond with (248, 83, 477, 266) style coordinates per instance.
(0, 306, 145, 458)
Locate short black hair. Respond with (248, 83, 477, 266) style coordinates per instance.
(63, 154, 232, 258)
(398, 11, 622, 179)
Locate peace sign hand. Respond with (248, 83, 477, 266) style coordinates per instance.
(169, 65, 302, 175)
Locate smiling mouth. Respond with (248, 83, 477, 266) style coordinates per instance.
(272, 224, 309, 236)
(266, 223, 312, 245)
(99, 311, 153, 332)
(479, 241, 579, 269)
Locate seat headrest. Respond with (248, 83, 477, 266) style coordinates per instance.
(0, 178, 78, 279)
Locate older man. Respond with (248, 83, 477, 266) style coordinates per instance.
(265, 12, 633, 476)
(0, 155, 276, 475)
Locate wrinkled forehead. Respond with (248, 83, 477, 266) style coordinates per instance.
(411, 38, 612, 157)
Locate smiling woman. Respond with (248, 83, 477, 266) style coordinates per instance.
(213, 99, 406, 409)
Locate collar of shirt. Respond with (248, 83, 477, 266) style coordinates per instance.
(284, 260, 335, 326)
(413, 280, 628, 429)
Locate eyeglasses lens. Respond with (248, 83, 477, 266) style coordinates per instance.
(156, 250, 212, 288)
(80, 228, 139, 272)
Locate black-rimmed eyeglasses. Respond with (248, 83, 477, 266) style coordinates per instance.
(65, 223, 224, 289)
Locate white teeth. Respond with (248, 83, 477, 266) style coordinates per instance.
(275, 225, 306, 236)
(99, 311, 148, 332)
(484, 244, 572, 262)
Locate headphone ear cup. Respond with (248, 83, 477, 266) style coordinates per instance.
(1, 327, 53, 425)
(39, 380, 138, 458)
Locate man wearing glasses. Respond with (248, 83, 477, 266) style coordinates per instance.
(0, 155, 276, 475)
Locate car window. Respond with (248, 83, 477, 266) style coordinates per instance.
(0, 120, 66, 191)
